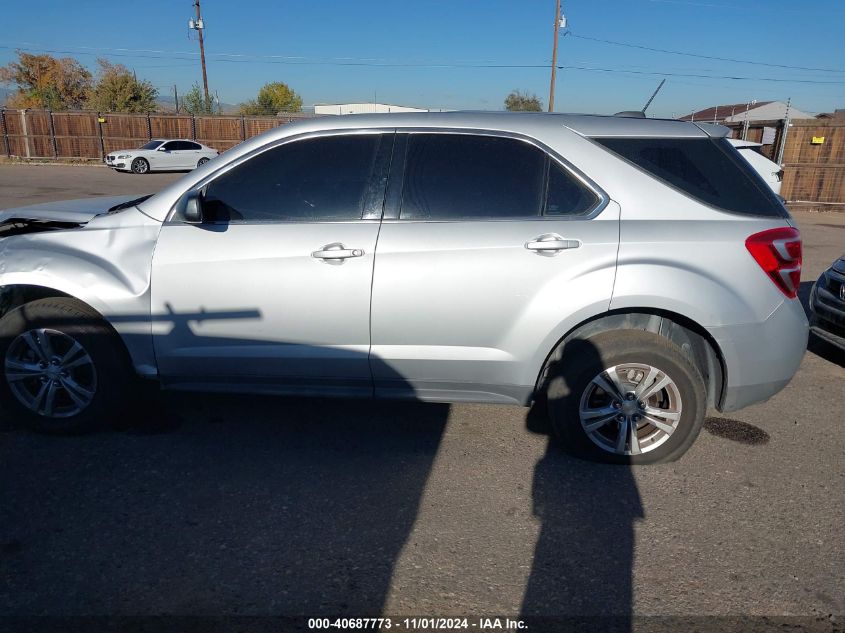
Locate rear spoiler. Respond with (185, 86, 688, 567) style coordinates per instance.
(692, 122, 731, 138)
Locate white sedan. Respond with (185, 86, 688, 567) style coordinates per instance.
(105, 139, 219, 174)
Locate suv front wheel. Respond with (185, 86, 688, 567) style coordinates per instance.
(0, 298, 133, 434)
(546, 330, 706, 464)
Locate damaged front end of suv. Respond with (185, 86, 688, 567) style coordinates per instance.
(0, 194, 163, 383)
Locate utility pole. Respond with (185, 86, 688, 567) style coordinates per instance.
(190, 0, 210, 107)
(775, 97, 791, 166)
(548, 0, 562, 112)
(173, 85, 179, 113)
(742, 99, 756, 141)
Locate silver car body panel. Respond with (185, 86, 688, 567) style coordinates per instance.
(150, 220, 381, 390)
(0, 205, 162, 377)
(369, 203, 620, 405)
(1, 112, 807, 412)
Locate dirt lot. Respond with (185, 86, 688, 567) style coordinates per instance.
(0, 164, 842, 628)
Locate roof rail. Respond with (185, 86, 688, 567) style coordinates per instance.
(614, 111, 646, 118)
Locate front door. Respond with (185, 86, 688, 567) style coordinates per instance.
(150, 131, 393, 394)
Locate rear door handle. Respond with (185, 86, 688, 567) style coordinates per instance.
(525, 234, 581, 255)
(312, 242, 365, 263)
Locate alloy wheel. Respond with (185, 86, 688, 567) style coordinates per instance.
(579, 363, 682, 456)
(5, 328, 98, 418)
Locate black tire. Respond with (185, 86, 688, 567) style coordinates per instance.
(130, 157, 149, 174)
(0, 298, 134, 434)
(545, 330, 706, 465)
(197, 157, 210, 167)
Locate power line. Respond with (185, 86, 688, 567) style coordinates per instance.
(0, 44, 549, 68)
(560, 64, 845, 84)
(570, 33, 845, 73)
(4, 42, 524, 66)
(3, 44, 845, 85)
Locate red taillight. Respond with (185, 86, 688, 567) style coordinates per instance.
(745, 227, 802, 299)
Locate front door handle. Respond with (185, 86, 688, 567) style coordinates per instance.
(312, 242, 365, 263)
(525, 233, 581, 256)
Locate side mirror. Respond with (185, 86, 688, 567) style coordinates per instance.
(157, 146, 168, 152)
(183, 193, 204, 224)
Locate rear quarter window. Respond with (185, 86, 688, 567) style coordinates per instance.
(593, 137, 787, 218)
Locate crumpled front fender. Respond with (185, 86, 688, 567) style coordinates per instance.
(0, 207, 163, 377)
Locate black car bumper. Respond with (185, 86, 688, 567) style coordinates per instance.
(809, 267, 845, 349)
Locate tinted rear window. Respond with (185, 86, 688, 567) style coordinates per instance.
(594, 137, 787, 217)
(400, 134, 598, 220)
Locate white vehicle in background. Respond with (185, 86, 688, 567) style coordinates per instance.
(728, 139, 784, 196)
(105, 140, 219, 174)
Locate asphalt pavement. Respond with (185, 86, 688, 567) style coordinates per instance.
(0, 164, 842, 629)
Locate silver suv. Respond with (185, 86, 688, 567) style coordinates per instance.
(0, 112, 808, 463)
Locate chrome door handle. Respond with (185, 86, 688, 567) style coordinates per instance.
(525, 234, 581, 256)
(312, 242, 365, 262)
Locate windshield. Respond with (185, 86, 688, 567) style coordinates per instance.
(139, 140, 164, 150)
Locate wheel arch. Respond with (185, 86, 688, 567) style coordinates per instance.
(0, 284, 138, 377)
(535, 308, 726, 411)
(1, 284, 75, 318)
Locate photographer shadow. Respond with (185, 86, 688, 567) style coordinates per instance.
(0, 306, 450, 618)
(521, 338, 643, 631)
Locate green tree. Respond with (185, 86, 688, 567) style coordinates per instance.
(504, 90, 543, 112)
(86, 59, 157, 113)
(0, 51, 91, 110)
(181, 83, 215, 114)
(239, 81, 302, 115)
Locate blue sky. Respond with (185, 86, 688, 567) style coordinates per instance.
(1, 0, 843, 117)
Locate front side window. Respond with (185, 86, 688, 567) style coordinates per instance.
(399, 134, 598, 220)
(161, 141, 179, 151)
(202, 134, 380, 223)
(140, 140, 163, 150)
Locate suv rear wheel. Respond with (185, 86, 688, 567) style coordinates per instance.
(0, 298, 133, 434)
(546, 330, 706, 464)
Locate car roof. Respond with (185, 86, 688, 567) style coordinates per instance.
(268, 111, 730, 139)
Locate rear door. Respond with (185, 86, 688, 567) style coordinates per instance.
(179, 141, 204, 168)
(154, 141, 182, 169)
(170, 141, 198, 169)
(369, 132, 619, 403)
